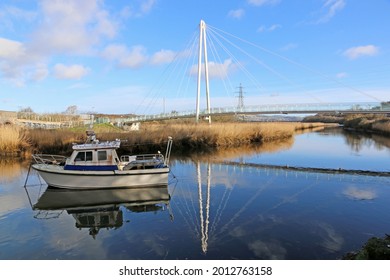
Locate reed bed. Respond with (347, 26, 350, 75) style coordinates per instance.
(344, 114, 390, 135)
(304, 113, 390, 135)
(2, 121, 329, 156)
(114, 122, 297, 152)
(112, 122, 328, 153)
(26, 128, 85, 154)
(372, 121, 390, 134)
(0, 125, 30, 155)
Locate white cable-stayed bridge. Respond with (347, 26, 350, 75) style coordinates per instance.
(12, 20, 390, 128)
(132, 20, 389, 123)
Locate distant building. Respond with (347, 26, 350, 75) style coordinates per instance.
(123, 122, 140, 131)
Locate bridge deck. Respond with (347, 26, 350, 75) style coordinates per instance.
(118, 102, 389, 123)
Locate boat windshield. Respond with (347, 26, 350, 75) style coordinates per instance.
(75, 151, 93, 162)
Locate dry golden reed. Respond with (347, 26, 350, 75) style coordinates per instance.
(26, 128, 84, 153)
(372, 121, 390, 134)
(109, 122, 328, 151)
(2, 121, 330, 156)
(0, 125, 30, 155)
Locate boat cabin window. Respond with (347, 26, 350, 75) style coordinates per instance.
(98, 151, 107, 161)
(75, 151, 93, 162)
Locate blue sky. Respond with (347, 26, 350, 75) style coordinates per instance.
(0, 0, 389, 114)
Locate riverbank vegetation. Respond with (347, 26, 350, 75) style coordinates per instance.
(343, 235, 390, 260)
(303, 113, 390, 135)
(0, 125, 30, 156)
(344, 114, 390, 135)
(0, 121, 331, 156)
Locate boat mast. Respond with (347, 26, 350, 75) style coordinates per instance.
(196, 20, 211, 123)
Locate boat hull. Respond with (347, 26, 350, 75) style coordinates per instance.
(32, 164, 170, 189)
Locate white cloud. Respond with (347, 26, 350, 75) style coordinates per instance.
(343, 186, 376, 200)
(102, 44, 179, 68)
(248, 239, 287, 259)
(0, 0, 119, 85)
(0, 37, 40, 85)
(257, 24, 281, 32)
(54, 64, 90, 80)
(29, 0, 117, 55)
(316, 0, 346, 23)
(102, 44, 148, 68)
(31, 63, 49, 81)
(317, 223, 344, 253)
(268, 24, 281, 31)
(150, 49, 177, 65)
(343, 45, 379, 60)
(140, 0, 157, 14)
(121, 0, 158, 18)
(336, 72, 348, 79)
(280, 43, 298, 51)
(101, 44, 128, 61)
(119, 6, 132, 18)
(248, 0, 281, 7)
(0, 5, 37, 32)
(0, 6, 37, 21)
(120, 46, 148, 68)
(228, 9, 245, 19)
(189, 59, 238, 79)
(95, 10, 118, 38)
(0, 38, 25, 59)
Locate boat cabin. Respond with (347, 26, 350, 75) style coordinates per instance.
(64, 140, 121, 171)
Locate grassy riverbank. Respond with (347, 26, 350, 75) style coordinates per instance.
(343, 114, 390, 135)
(303, 113, 390, 135)
(0, 122, 332, 156)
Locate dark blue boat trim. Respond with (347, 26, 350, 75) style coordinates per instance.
(64, 165, 118, 171)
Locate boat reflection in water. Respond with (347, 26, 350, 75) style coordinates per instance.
(32, 184, 172, 238)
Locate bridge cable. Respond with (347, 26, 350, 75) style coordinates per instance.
(135, 28, 199, 115)
(207, 24, 383, 102)
(207, 25, 326, 103)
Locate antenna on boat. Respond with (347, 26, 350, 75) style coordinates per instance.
(89, 113, 94, 129)
(86, 111, 96, 143)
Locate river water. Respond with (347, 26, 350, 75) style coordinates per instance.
(0, 127, 389, 260)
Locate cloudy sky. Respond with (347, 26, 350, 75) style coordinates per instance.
(0, 0, 389, 114)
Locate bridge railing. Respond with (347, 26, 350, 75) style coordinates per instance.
(119, 102, 386, 123)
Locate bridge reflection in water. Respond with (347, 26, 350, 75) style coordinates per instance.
(24, 157, 389, 257)
(171, 157, 389, 256)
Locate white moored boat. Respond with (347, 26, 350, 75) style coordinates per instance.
(31, 131, 173, 189)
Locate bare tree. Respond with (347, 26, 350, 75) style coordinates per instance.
(19, 107, 34, 113)
(64, 105, 78, 115)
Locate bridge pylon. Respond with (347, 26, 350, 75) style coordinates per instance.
(196, 20, 211, 124)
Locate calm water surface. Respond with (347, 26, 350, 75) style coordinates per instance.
(0, 127, 389, 260)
